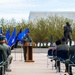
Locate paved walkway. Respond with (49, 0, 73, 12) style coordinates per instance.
(6, 52, 73, 75)
(11, 48, 49, 53)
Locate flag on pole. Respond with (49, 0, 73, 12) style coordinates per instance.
(11, 28, 22, 50)
(0, 27, 3, 35)
(5, 28, 10, 42)
(18, 28, 29, 41)
(7, 28, 16, 47)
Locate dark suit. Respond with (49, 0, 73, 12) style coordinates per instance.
(22, 34, 32, 61)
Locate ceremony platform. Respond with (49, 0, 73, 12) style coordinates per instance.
(7, 48, 75, 75)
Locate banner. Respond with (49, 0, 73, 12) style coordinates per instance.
(8, 28, 16, 47)
(5, 28, 10, 42)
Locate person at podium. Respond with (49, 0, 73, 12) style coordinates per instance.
(22, 31, 33, 61)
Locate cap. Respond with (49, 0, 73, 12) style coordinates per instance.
(0, 35, 5, 42)
(61, 37, 66, 41)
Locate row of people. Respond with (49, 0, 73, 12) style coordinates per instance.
(49, 36, 74, 75)
(57, 37, 75, 75)
(0, 35, 13, 75)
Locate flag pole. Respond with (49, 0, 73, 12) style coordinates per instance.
(20, 44, 23, 61)
(13, 48, 16, 61)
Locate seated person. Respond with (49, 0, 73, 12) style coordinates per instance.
(3, 38, 13, 72)
(65, 45, 75, 75)
(0, 35, 8, 74)
(54, 38, 61, 68)
(0, 35, 13, 72)
(55, 38, 61, 46)
(56, 37, 69, 72)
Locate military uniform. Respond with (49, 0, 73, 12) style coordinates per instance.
(65, 45, 75, 75)
(64, 22, 72, 46)
(0, 35, 7, 74)
(55, 37, 69, 72)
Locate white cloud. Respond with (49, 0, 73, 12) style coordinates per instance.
(0, 0, 75, 21)
(56, 8, 75, 11)
(0, 0, 18, 3)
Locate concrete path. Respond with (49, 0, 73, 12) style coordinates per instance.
(11, 48, 49, 53)
(6, 52, 73, 75)
(4, 48, 75, 75)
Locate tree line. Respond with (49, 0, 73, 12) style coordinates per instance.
(1, 15, 75, 43)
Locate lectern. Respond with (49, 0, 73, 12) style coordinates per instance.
(24, 42, 36, 62)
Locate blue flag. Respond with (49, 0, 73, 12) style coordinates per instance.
(7, 28, 16, 47)
(11, 28, 22, 50)
(5, 28, 10, 42)
(14, 28, 22, 47)
(18, 28, 29, 41)
(0, 27, 2, 35)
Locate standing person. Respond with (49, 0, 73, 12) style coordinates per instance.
(64, 22, 72, 46)
(50, 34, 54, 46)
(22, 31, 32, 61)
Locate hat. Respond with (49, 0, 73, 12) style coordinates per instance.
(0, 35, 5, 42)
(61, 37, 66, 41)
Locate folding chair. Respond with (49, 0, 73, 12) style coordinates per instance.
(56, 50, 68, 75)
(47, 49, 56, 69)
(47, 49, 53, 67)
(68, 51, 75, 75)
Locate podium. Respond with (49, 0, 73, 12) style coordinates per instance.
(24, 42, 36, 62)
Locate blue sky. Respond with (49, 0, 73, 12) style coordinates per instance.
(0, 0, 75, 22)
